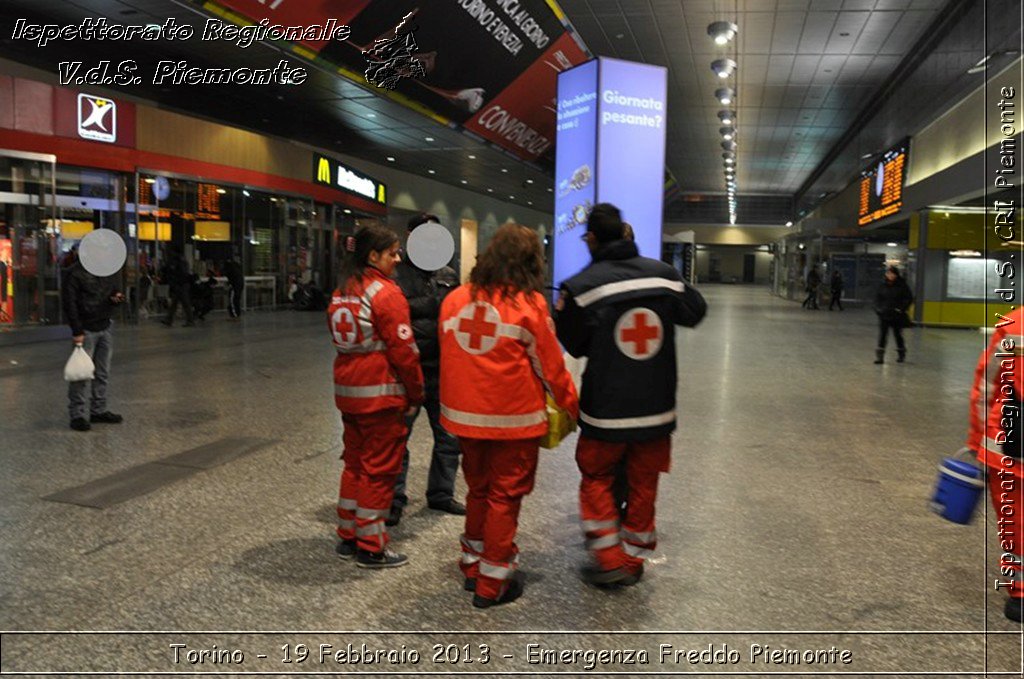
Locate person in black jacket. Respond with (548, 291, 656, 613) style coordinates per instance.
(62, 254, 125, 431)
(160, 247, 194, 327)
(874, 266, 913, 364)
(388, 213, 463, 526)
(802, 265, 821, 309)
(828, 270, 844, 311)
(223, 257, 245, 320)
(556, 203, 707, 587)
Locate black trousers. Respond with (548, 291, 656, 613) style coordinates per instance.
(166, 287, 193, 325)
(228, 284, 243, 318)
(393, 370, 461, 506)
(829, 291, 843, 310)
(877, 317, 905, 351)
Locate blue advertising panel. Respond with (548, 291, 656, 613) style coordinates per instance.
(553, 58, 667, 290)
(596, 58, 667, 263)
(553, 59, 599, 290)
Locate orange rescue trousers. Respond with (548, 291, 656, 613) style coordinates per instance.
(458, 438, 540, 601)
(576, 434, 671, 574)
(336, 409, 408, 553)
(988, 469, 1024, 599)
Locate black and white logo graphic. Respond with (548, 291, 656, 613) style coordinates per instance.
(77, 93, 116, 143)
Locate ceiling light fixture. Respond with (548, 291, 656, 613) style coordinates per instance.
(707, 21, 739, 45)
(786, 221, 793, 227)
(721, 140, 737, 152)
(428, 169, 436, 174)
(711, 58, 737, 78)
(468, 154, 477, 159)
(715, 87, 735, 105)
(719, 126, 735, 140)
(424, 137, 435, 142)
(386, 156, 396, 162)
(718, 110, 736, 125)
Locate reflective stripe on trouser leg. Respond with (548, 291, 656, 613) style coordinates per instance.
(336, 495, 357, 538)
(576, 435, 630, 572)
(479, 558, 518, 599)
(355, 508, 388, 553)
(460, 535, 484, 579)
(620, 436, 669, 568)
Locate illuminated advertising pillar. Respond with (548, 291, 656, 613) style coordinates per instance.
(553, 57, 668, 289)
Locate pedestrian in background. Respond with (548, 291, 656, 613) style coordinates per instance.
(802, 265, 820, 310)
(329, 226, 424, 569)
(62, 252, 125, 432)
(389, 213, 463, 527)
(439, 224, 579, 608)
(160, 247, 194, 327)
(873, 266, 913, 364)
(556, 203, 707, 587)
(223, 257, 245, 320)
(829, 269, 844, 311)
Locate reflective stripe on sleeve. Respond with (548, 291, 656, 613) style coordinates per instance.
(586, 533, 621, 551)
(575, 277, 685, 308)
(441, 405, 547, 429)
(335, 383, 407, 398)
(580, 409, 676, 429)
(337, 340, 386, 354)
(581, 519, 618, 533)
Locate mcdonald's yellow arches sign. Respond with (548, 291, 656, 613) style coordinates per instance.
(313, 153, 386, 205)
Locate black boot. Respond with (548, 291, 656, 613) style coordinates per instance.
(1006, 597, 1023, 623)
(874, 349, 884, 364)
(897, 349, 906, 363)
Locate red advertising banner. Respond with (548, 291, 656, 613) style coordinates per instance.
(464, 31, 587, 161)
(212, 0, 370, 53)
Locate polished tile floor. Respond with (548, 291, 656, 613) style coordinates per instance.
(0, 285, 1018, 675)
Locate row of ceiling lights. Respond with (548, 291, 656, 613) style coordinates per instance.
(383, 145, 549, 206)
(708, 21, 738, 225)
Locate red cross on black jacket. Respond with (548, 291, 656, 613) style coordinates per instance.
(555, 239, 707, 442)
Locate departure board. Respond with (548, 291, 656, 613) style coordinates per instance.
(858, 140, 909, 226)
(197, 184, 222, 218)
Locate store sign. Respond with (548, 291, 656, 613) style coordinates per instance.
(313, 154, 386, 204)
(77, 93, 116, 143)
(552, 58, 667, 290)
(858, 139, 909, 226)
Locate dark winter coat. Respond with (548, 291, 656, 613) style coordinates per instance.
(62, 262, 120, 336)
(555, 239, 707, 442)
(874, 276, 913, 322)
(394, 260, 457, 372)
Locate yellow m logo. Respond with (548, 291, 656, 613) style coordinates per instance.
(377, 184, 386, 203)
(317, 157, 331, 184)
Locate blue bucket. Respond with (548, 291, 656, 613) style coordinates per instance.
(930, 449, 985, 525)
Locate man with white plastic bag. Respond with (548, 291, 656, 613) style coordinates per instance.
(62, 248, 125, 432)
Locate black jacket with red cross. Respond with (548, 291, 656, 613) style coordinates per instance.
(555, 239, 707, 442)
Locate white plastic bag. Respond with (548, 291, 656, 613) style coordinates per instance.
(63, 345, 95, 382)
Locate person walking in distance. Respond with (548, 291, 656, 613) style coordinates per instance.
(439, 224, 579, 608)
(388, 214, 463, 527)
(802, 265, 821, 310)
(223, 257, 245, 320)
(62, 249, 126, 432)
(555, 203, 707, 587)
(873, 266, 913, 364)
(829, 269, 844, 311)
(329, 226, 424, 568)
(160, 247, 194, 327)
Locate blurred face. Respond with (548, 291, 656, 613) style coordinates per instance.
(885, 270, 897, 282)
(369, 243, 401, 277)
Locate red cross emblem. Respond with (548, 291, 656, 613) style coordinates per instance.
(331, 306, 359, 345)
(614, 308, 662, 360)
(454, 302, 501, 354)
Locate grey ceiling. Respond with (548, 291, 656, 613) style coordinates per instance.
(1, 0, 1010, 224)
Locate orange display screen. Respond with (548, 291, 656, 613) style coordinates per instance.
(858, 141, 908, 226)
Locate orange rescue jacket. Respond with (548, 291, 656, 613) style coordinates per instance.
(328, 268, 424, 414)
(439, 285, 579, 439)
(972, 308, 1024, 477)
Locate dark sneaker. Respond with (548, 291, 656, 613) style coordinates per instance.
(428, 499, 467, 516)
(472, 577, 524, 609)
(90, 412, 123, 424)
(70, 417, 91, 432)
(356, 548, 408, 569)
(582, 564, 644, 588)
(1007, 597, 1023, 623)
(385, 504, 403, 527)
(335, 539, 357, 560)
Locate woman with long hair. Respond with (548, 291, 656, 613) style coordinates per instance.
(329, 225, 424, 568)
(439, 223, 579, 607)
